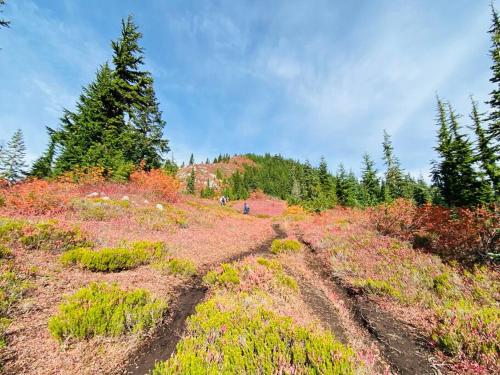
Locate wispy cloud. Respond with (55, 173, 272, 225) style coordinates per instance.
(0, 0, 494, 174)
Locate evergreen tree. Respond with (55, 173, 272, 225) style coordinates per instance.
(382, 130, 404, 201)
(301, 160, 320, 201)
(413, 175, 432, 206)
(486, 5, 500, 147)
(470, 97, 499, 198)
(0, 129, 27, 182)
(38, 16, 167, 178)
(447, 103, 485, 205)
(206, 158, 210, 164)
(128, 81, 169, 168)
(187, 168, 196, 195)
(0, 0, 9, 29)
(189, 153, 194, 165)
(432, 98, 485, 206)
(360, 153, 379, 206)
(30, 128, 56, 178)
(432, 97, 454, 205)
(336, 164, 358, 207)
(318, 157, 330, 190)
(163, 159, 178, 176)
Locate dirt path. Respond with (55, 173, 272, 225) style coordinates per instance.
(283, 264, 349, 345)
(122, 224, 285, 375)
(299, 237, 438, 375)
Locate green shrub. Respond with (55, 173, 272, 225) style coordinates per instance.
(152, 293, 356, 374)
(270, 239, 302, 254)
(153, 258, 197, 277)
(0, 217, 25, 243)
(61, 241, 166, 272)
(20, 221, 90, 252)
(432, 272, 452, 297)
(129, 240, 166, 259)
(359, 278, 402, 299)
(256, 257, 282, 271)
(0, 271, 30, 349)
(62, 247, 145, 272)
(0, 245, 11, 259)
(48, 282, 167, 341)
(203, 264, 240, 287)
(432, 299, 499, 365)
(275, 272, 298, 290)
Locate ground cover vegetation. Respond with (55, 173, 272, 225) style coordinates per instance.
(154, 257, 363, 374)
(0, 1, 498, 374)
(296, 206, 499, 373)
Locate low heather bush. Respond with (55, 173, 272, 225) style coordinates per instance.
(433, 299, 499, 368)
(61, 241, 165, 272)
(48, 282, 167, 341)
(153, 258, 197, 277)
(0, 271, 31, 349)
(270, 239, 302, 254)
(152, 293, 356, 374)
(203, 264, 240, 287)
(20, 221, 90, 252)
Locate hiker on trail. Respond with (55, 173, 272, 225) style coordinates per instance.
(219, 196, 226, 206)
(243, 202, 250, 215)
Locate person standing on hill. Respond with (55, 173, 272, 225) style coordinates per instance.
(219, 196, 226, 206)
(243, 202, 250, 215)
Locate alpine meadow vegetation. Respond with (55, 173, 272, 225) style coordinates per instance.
(0, 2, 499, 375)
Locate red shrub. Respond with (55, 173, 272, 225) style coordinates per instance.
(130, 169, 180, 202)
(370, 199, 499, 263)
(416, 204, 498, 262)
(369, 198, 418, 241)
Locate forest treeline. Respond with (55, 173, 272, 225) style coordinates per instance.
(0, 5, 498, 211)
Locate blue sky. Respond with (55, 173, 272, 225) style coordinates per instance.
(0, 0, 495, 178)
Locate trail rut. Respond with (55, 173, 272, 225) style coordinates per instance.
(122, 224, 285, 375)
(299, 237, 438, 375)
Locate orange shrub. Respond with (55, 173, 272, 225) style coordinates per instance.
(130, 169, 180, 202)
(0, 179, 76, 215)
(57, 166, 107, 185)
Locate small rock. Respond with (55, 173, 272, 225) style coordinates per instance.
(122, 195, 129, 201)
(86, 192, 99, 198)
(156, 203, 164, 211)
(144, 199, 149, 204)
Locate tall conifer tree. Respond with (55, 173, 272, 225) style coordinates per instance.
(382, 130, 404, 201)
(470, 98, 498, 198)
(360, 153, 379, 206)
(37, 16, 168, 178)
(486, 5, 500, 146)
